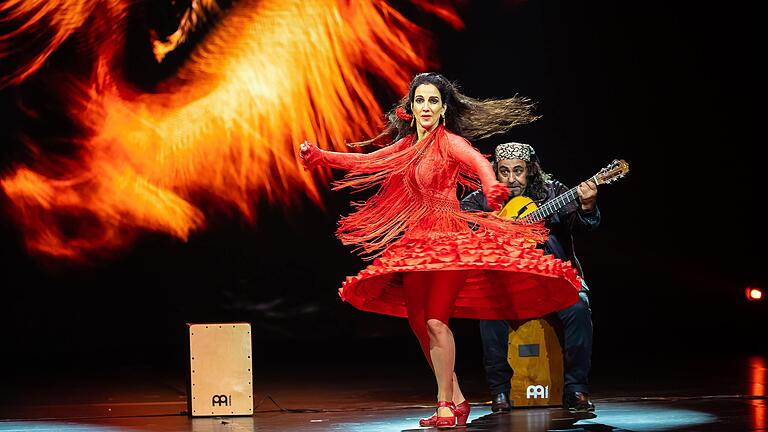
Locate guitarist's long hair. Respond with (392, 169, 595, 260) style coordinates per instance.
(348, 72, 539, 147)
(526, 159, 552, 203)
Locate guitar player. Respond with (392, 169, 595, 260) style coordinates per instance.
(460, 142, 599, 413)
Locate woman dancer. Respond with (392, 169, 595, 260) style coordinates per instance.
(300, 72, 580, 428)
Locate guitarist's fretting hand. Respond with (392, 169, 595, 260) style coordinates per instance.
(577, 181, 598, 212)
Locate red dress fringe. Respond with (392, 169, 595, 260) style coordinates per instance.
(327, 125, 580, 320)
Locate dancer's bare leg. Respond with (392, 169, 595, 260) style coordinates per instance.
(452, 373, 466, 405)
(425, 271, 468, 417)
(427, 318, 455, 416)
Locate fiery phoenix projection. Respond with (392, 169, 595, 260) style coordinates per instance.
(0, 0, 460, 259)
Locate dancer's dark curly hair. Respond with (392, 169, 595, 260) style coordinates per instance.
(349, 72, 539, 147)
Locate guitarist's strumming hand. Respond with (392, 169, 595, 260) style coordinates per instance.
(577, 180, 598, 212)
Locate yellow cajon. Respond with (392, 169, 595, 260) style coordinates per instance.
(507, 318, 564, 407)
(187, 323, 254, 416)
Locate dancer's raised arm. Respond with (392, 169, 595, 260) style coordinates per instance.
(447, 135, 509, 211)
(299, 139, 406, 171)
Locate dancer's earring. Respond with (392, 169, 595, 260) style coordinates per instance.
(410, 118, 415, 127)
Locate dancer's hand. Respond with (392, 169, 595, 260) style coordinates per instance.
(486, 182, 509, 211)
(299, 140, 323, 170)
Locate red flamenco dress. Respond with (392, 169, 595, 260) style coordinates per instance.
(315, 125, 580, 320)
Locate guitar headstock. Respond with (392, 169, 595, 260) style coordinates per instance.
(594, 159, 629, 185)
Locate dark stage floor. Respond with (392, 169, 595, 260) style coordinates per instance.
(0, 343, 765, 432)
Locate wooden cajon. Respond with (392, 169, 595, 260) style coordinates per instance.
(188, 323, 254, 416)
(507, 318, 564, 407)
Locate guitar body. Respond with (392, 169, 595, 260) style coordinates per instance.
(498, 195, 538, 219)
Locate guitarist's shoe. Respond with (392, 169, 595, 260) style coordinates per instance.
(564, 392, 595, 413)
(491, 392, 511, 412)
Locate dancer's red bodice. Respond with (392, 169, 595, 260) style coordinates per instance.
(316, 125, 580, 320)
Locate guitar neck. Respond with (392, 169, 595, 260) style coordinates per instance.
(527, 175, 597, 222)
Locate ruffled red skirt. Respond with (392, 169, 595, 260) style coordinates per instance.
(333, 127, 580, 320)
(338, 230, 581, 320)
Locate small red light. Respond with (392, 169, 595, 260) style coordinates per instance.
(746, 287, 763, 301)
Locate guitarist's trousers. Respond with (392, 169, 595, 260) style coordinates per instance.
(479, 290, 593, 395)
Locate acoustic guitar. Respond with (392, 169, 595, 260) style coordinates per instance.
(498, 159, 629, 222)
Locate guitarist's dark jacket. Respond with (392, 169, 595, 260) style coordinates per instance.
(460, 180, 600, 291)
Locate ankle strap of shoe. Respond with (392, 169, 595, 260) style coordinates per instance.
(436, 400, 456, 408)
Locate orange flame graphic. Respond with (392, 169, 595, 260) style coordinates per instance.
(0, 0, 461, 259)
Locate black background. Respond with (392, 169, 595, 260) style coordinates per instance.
(0, 0, 763, 379)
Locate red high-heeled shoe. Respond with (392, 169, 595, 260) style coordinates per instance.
(419, 400, 470, 427)
(434, 400, 457, 428)
(454, 400, 471, 426)
(418, 411, 438, 427)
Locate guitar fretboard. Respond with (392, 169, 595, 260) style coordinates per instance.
(526, 175, 598, 222)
